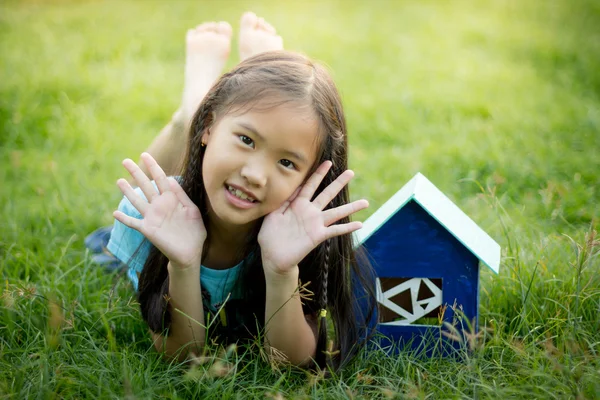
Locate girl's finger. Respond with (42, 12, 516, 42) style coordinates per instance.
(117, 178, 149, 215)
(298, 161, 332, 200)
(167, 177, 196, 207)
(322, 199, 369, 226)
(123, 158, 159, 202)
(276, 186, 302, 214)
(324, 221, 363, 240)
(313, 170, 354, 210)
(140, 152, 171, 194)
(113, 210, 143, 232)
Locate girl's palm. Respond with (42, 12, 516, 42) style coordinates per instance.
(259, 161, 368, 275)
(113, 153, 207, 269)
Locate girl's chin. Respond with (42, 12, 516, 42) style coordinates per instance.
(209, 204, 265, 228)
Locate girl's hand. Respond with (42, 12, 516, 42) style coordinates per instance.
(258, 161, 368, 277)
(113, 152, 207, 269)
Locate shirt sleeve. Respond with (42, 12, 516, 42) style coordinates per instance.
(106, 186, 153, 275)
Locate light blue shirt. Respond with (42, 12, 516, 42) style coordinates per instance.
(106, 184, 242, 318)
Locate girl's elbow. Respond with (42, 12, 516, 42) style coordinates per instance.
(291, 345, 317, 367)
(287, 352, 317, 368)
(264, 342, 316, 368)
(151, 331, 204, 362)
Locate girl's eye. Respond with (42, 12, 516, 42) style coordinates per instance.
(239, 135, 254, 148)
(279, 159, 296, 170)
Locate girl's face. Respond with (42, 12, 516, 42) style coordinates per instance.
(202, 102, 320, 230)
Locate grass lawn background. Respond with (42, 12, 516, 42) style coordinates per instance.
(1, 0, 599, 398)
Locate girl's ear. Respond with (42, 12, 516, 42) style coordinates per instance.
(202, 111, 218, 144)
(201, 130, 210, 145)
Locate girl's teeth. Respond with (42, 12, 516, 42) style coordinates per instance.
(228, 186, 254, 202)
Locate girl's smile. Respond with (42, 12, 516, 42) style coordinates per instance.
(202, 102, 320, 229)
(224, 183, 260, 209)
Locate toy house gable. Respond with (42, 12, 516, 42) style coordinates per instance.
(354, 173, 500, 274)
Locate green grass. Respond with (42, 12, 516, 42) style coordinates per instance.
(1, 0, 599, 398)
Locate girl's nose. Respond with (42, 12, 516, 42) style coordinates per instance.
(240, 160, 267, 188)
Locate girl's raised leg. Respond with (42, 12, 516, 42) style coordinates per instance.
(137, 21, 232, 179)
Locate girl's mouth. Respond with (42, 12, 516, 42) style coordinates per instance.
(224, 185, 259, 209)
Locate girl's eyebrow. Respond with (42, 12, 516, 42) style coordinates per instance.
(238, 122, 264, 140)
(237, 122, 308, 164)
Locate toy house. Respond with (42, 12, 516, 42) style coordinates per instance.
(354, 173, 501, 351)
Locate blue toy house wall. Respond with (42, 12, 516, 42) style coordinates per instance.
(361, 199, 480, 350)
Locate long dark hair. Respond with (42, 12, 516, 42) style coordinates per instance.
(137, 51, 376, 370)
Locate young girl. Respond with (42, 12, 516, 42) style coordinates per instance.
(106, 12, 376, 370)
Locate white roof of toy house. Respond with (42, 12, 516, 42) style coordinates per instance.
(354, 173, 501, 274)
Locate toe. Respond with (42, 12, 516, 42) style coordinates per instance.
(217, 21, 233, 37)
(240, 11, 258, 29)
(196, 22, 219, 32)
(255, 14, 276, 33)
(262, 20, 276, 34)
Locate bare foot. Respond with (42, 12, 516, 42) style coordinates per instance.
(180, 21, 232, 124)
(238, 12, 283, 62)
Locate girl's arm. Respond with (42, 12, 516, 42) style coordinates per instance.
(151, 262, 205, 361)
(258, 161, 368, 366)
(264, 265, 317, 366)
(113, 153, 207, 360)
